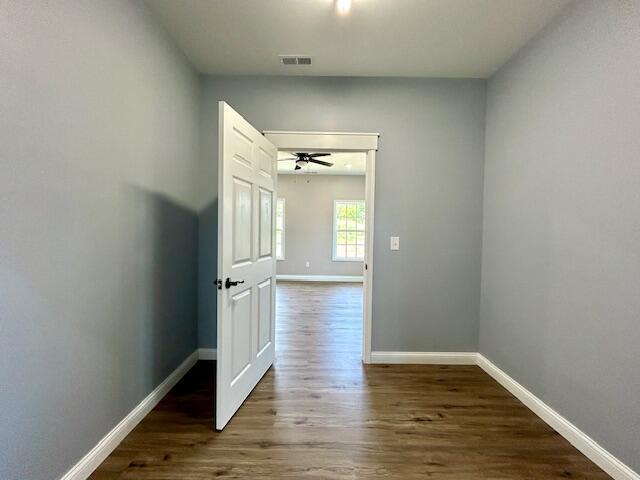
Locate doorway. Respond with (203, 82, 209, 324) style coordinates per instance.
(264, 131, 379, 364)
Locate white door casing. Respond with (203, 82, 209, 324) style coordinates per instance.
(217, 102, 277, 430)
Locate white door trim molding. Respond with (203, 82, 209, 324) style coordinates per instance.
(264, 130, 377, 365)
(277, 274, 363, 282)
(370, 351, 478, 365)
(476, 354, 639, 480)
(263, 131, 379, 151)
(60, 351, 199, 480)
(362, 150, 375, 364)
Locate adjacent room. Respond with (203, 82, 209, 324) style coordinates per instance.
(2, 1, 639, 480)
(276, 151, 367, 282)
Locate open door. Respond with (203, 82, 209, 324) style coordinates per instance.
(216, 102, 277, 430)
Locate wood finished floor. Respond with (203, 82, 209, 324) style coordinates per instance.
(91, 281, 609, 479)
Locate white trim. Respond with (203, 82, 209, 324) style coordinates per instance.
(362, 150, 375, 364)
(476, 354, 639, 480)
(264, 131, 379, 152)
(58, 342, 638, 480)
(332, 199, 366, 262)
(60, 350, 199, 480)
(277, 274, 363, 282)
(198, 348, 217, 360)
(264, 130, 380, 136)
(370, 351, 478, 365)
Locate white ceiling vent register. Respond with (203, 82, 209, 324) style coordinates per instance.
(279, 55, 312, 66)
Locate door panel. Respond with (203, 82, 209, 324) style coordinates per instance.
(257, 278, 272, 353)
(231, 288, 252, 382)
(257, 146, 274, 178)
(232, 178, 253, 264)
(259, 188, 273, 257)
(217, 102, 277, 430)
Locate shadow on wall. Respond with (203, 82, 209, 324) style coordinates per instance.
(198, 198, 218, 349)
(0, 185, 199, 480)
(122, 185, 199, 387)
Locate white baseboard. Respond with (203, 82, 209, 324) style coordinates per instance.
(370, 351, 477, 365)
(198, 348, 217, 360)
(60, 350, 199, 480)
(276, 274, 363, 282)
(59, 346, 638, 480)
(476, 354, 639, 480)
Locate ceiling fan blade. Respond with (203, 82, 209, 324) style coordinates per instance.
(308, 152, 331, 158)
(294, 164, 301, 170)
(309, 159, 333, 167)
(277, 157, 298, 161)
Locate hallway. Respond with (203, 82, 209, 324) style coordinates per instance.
(91, 282, 607, 479)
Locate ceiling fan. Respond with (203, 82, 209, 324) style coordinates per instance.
(278, 152, 333, 170)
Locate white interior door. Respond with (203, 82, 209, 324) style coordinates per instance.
(216, 102, 277, 430)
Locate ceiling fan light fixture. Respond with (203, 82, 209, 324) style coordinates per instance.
(336, 0, 351, 14)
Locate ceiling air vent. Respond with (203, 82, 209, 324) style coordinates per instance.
(279, 55, 312, 66)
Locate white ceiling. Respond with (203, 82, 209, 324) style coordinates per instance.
(147, 0, 569, 78)
(277, 151, 366, 175)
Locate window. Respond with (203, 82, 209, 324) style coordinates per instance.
(275, 198, 285, 260)
(333, 200, 365, 261)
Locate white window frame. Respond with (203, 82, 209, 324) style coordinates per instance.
(275, 197, 285, 260)
(332, 199, 365, 262)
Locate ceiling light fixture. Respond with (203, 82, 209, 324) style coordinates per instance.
(335, 0, 351, 14)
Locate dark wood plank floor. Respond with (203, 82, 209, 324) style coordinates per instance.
(90, 281, 609, 479)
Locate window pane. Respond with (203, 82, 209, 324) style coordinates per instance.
(334, 200, 366, 260)
(347, 204, 356, 219)
(347, 205, 356, 229)
(357, 203, 364, 228)
(276, 243, 282, 258)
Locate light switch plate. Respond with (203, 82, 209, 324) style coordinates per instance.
(390, 236, 400, 251)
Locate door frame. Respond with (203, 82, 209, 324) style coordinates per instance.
(263, 130, 379, 364)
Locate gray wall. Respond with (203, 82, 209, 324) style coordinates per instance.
(198, 76, 486, 350)
(0, 1, 201, 479)
(480, 0, 640, 471)
(277, 174, 365, 277)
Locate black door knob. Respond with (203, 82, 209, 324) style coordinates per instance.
(225, 278, 245, 289)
